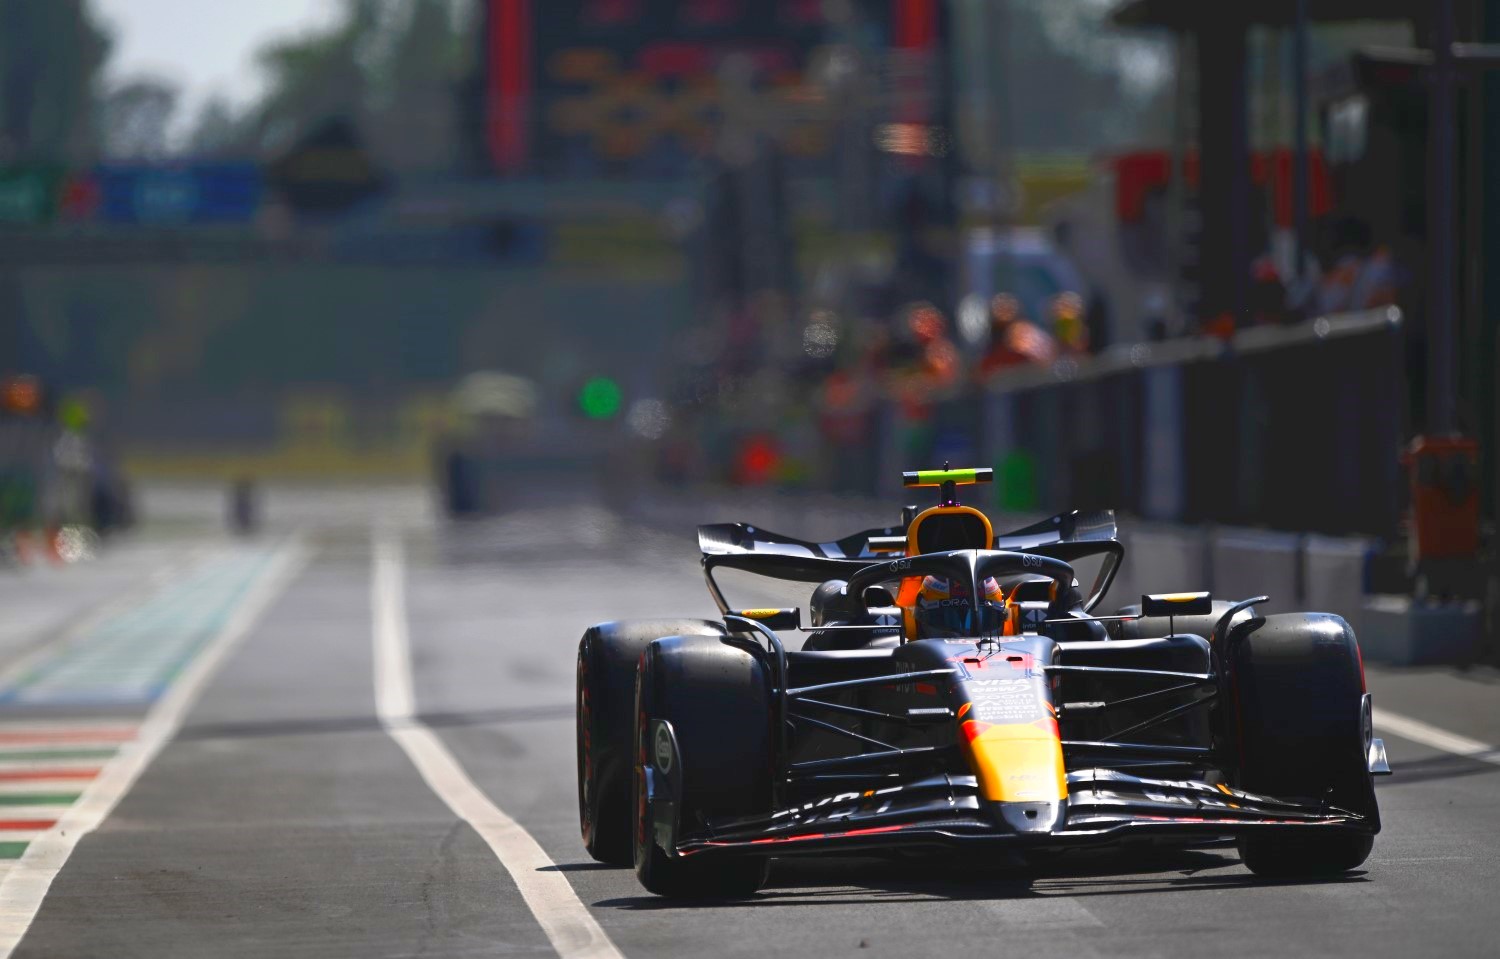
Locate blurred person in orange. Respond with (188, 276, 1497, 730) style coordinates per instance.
(976, 293, 1056, 380)
(884, 303, 960, 465)
(905, 302, 960, 389)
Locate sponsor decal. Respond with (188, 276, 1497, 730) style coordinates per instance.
(963, 676, 1046, 723)
(770, 791, 864, 820)
(1004, 769, 1046, 790)
(970, 700, 1042, 724)
(653, 724, 673, 774)
(1141, 790, 1241, 810)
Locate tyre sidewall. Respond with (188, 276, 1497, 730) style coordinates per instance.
(577, 619, 724, 864)
(1229, 612, 1378, 875)
(1228, 612, 1375, 820)
(633, 634, 772, 896)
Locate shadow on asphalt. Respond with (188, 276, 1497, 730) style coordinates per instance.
(593, 847, 1369, 910)
(543, 863, 621, 873)
(1373, 752, 1500, 786)
(175, 703, 573, 741)
(1375, 665, 1500, 686)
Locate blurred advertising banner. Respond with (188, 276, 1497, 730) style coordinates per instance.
(92, 163, 263, 224)
(0, 167, 64, 225)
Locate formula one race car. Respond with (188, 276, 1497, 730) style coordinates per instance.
(576, 468, 1391, 897)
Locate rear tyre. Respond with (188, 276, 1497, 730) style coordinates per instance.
(576, 620, 724, 865)
(634, 635, 771, 898)
(1228, 613, 1378, 877)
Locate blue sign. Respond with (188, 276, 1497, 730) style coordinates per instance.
(94, 163, 262, 224)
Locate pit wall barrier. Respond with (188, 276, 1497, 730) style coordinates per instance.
(886, 307, 1407, 539)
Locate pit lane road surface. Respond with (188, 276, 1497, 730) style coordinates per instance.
(1, 489, 1498, 959)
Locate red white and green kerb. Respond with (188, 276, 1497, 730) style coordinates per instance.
(0, 724, 136, 862)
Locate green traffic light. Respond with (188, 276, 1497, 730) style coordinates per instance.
(578, 377, 622, 419)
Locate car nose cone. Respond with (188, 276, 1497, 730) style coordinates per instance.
(989, 799, 1066, 835)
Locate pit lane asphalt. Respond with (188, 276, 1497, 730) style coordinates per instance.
(6, 491, 1499, 958)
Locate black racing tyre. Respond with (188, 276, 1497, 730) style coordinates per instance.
(1237, 831, 1375, 879)
(576, 620, 724, 865)
(633, 635, 772, 898)
(1227, 612, 1378, 877)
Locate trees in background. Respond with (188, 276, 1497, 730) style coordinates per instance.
(244, 0, 380, 159)
(228, 0, 467, 175)
(0, 0, 111, 163)
(0, 0, 468, 171)
(101, 78, 178, 160)
(186, 96, 240, 158)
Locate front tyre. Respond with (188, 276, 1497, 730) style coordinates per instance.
(576, 620, 724, 865)
(633, 635, 771, 898)
(1237, 831, 1374, 878)
(1228, 613, 1378, 877)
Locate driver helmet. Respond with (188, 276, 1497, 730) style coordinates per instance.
(913, 575, 1008, 637)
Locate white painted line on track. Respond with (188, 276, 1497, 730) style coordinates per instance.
(1375, 708, 1500, 767)
(0, 539, 309, 959)
(371, 530, 623, 959)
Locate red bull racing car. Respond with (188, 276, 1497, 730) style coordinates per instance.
(576, 468, 1391, 897)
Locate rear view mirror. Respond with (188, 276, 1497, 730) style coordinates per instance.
(1141, 592, 1213, 617)
(727, 608, 802, 631)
